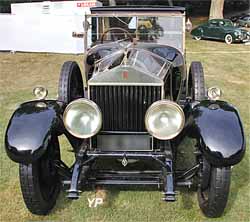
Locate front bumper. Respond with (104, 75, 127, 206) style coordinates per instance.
(61, 149, 199, 201)
(242, 37, 250, 42)
(236, 33, 250, 42)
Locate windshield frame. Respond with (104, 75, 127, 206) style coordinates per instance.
(84, 11, 185, 54)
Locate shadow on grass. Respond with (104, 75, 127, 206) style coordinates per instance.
(224, 148, 250, 215)
(178, 188, 196, 210)
(83, 184, 162, 208)
(100, 188, 120, 208)
(51, 136, 249, 215)
(51, 193, 74, 214)
(197, 38, 245, 45)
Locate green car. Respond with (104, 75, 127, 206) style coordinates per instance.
(191, 19, 250, 44)
(238, 15, 250, 28)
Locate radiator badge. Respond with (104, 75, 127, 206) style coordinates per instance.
(122, 70, 129, 80)
(122, 156, 128, 167)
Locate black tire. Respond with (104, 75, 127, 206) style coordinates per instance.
(188, 61, 206, 101)
(19, 137, 61, 215)
(198, 164, 231, 218)
(58, 61, 84, 104)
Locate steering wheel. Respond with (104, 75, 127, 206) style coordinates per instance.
(100, 27, 133, 44)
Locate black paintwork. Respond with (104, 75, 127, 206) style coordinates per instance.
(91, 6, 185, 13)
(186, 100, 245, 166)
(4, 6, 247, 216)
(5, 100, 63, 164)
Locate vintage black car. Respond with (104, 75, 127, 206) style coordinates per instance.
(5, 6, 245, 218)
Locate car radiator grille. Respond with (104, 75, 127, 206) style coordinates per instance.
(243, 33, 248, 39)
(90, 85, 162, 131)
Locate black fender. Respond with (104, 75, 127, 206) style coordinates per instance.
(5, 100, 64, 164)
(190, 100, 245, 166)
(190, 27, 203, 37)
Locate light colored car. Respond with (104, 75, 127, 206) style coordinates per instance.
(238, 15, 250, 28)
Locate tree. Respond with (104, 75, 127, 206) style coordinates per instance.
(168, 0, 173, 6)
(209, 0, 225, 19)
(109, 0, 116, 6)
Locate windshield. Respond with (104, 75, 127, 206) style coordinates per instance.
(86, 15, 184, 53)
(220, 20, 233, 27)
(94, 48, 171, 77)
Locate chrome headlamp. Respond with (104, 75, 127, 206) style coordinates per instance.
(33, 86, 48, 100)
(207, 87, 222, 100)
(145, 100, 185, 140)
(63, 98, 102, 138)
(234, 31, 241, 36)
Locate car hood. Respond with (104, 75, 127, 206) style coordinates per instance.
(238, 28, 250, 34)
(223, 27, 249, 33)
(88, 66, 163, 86)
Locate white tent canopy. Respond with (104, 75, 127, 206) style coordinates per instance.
(0, 1, 102, 54)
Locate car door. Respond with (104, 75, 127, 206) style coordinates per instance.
(205, 20, 219, 39)
(215, 21, 226, 39)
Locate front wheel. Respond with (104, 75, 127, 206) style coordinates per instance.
(198, 161, 231, 218)
(19, 137, 61, 215)
(225, 34, 233, 44)
(58, 61, 84, 104)
(188, 61, 206, 101)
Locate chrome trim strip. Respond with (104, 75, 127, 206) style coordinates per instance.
(88, 82, 163, 86)
(183, 12, 185, 55)
(87, 84, 90, 99)
(99, 131, 149, 134)
(161, 85, 165, 99)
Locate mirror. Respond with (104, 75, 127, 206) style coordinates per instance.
(83, 20, 90, 30)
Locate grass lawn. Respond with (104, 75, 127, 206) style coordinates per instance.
(0, 33, 249, 222)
